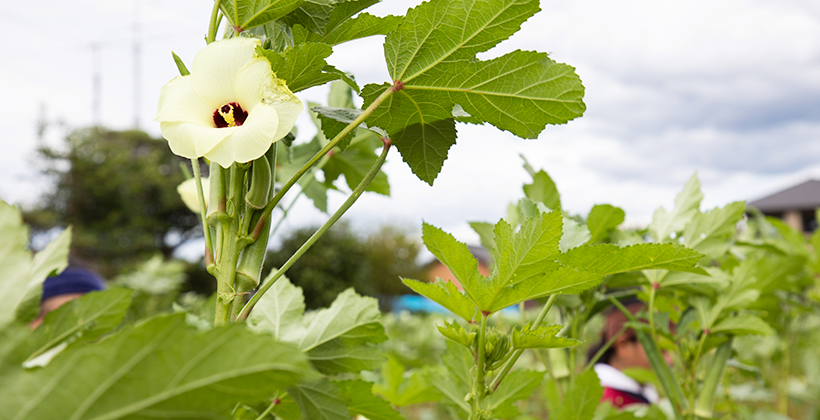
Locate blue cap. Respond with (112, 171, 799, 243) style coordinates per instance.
(41, 267, 106, 301)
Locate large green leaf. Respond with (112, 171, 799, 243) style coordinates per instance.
(549, 370, 603, 420)
(402, 279, 477, 321)
(248, 275, 305, 342)
(22, 289, 132, 366)
(322, 139, 390, 195)
(374, 356, 441, 407)
(298, 288, 387, 373)
(335, 380, 405, 420)
(511, 324, 580, 349)
(221, 0, 306, 31)
(257, 43, 353, 93)
(2, 314, 310, 420)
(490, 211, 563, 299)
(487, 370, 543, 417)
(293, 0, 402, 46)
(648, 174, 703, 242)
(385, 0, 539, 82)
(250, 278, 387, 374)
(586, 204, 625, 244)
(362, 83, 456, 185)
(282, 0, 336, 35)
(363, 0, 584, 184)
(411, 52, 586, 138)
(523, 169, 561, 210)
(0, 202, 71, 328)
(710, 315, 774, 336)
(420, 222, 486, 307)
(490, 267, 602, 312)
(683, 201, 746, 259)
(287, 378, 350, 420)
(418, 215, 601, 313)
(558, 243, 707, 275)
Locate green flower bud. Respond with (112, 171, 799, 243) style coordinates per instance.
(246, 156, 272, 209)
(235, 212, 272, 293)
(481, 328, 511, 367)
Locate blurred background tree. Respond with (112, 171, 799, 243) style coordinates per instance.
(23, 127, 201, 278)
(264, 223, 424, 309)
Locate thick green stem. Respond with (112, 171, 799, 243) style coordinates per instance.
(694, 339, 733, 418)
(190, 158, 214, 266)
(490, 294, 559, 392)
(214, 165, 247, 325)
(236, 141, 392, 320)
(206, 0, 222, 43)
(648, 282, 658, 342)
(250, 86, 397, 239)
(472, 313, 489, 419)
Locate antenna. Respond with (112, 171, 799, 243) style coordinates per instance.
(132, 0, 142, 129)
(92, 43, 101, 126)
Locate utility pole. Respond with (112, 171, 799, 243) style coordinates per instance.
(132, 0, 142, 129)
(91, 43, 101, 126)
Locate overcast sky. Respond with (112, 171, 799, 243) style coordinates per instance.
(2, 0, 819, 248)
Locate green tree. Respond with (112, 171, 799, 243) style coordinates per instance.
(264, 223, 423, 309)
(24, 127, 200, 277)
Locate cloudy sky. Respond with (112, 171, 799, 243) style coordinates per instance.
(2, 0, 819, 248)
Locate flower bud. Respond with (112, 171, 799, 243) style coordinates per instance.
(480, 328, 511, 367)
(246, 156, 272, 209)
(235, 212, 271, 293)
(207, 162, 227, 226)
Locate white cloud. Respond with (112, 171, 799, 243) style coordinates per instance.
(2, 0, 819, 245)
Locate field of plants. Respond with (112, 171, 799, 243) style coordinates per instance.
(1, 0, 818, 419)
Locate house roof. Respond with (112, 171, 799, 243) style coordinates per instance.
(748, 180, 820, 213)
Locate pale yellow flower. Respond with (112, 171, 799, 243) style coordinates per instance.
(177, 177, 209, 213)
(156, 38, 302, 167)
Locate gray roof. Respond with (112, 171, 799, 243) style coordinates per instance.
(748, 180, 820, 213)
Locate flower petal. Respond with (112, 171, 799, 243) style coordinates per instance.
(160, 121, 238, 159)
(177, 177, 210, 213)
(204, 104, 279, 167)
(190, 38, 260, 108)
(264, 79, 303, 141)
(155, 76, 214, 126)
(234, 58, 273, 113)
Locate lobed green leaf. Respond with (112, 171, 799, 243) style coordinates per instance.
(586, 204, 625, 244)
(558, 243, 707, 276)
(511, 324, 580, 349)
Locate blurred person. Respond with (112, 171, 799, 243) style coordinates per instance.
(588, 299, 662, 408)
(29, 266, 106, 329)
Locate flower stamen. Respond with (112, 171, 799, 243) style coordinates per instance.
(213, 102, 248, 128)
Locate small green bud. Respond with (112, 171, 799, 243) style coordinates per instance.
(437, 321, 476, 348)
(480, 328, 511, 367)
(235, 212, 271, 293)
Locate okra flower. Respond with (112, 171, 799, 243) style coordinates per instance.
(156, 38, 302, 167)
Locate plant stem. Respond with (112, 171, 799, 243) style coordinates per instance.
(206, 0, 222, 43)
(490, 294, 559, 392)
(254, 396, 280, 420)
(648, 282, 658, 342)
(214, 164, 247, 325)
(582, 326, 626, 372)
(250, 86, 397, 239)
(190, 158, 214, 265)
(236, 141, 392, 321)
(472, 313, 489, 419)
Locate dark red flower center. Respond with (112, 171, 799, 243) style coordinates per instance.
(213, 102, 248, 128)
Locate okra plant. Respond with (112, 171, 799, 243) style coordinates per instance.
(0, 0, 589, 418)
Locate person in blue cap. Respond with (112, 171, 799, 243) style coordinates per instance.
(29, 266, 106, 329)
